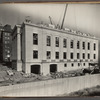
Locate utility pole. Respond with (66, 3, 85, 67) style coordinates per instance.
(61, 4, 68, 29)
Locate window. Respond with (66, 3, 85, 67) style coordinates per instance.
(7, 50, 10, 53)
(47, 51, 51, 59)
(94, 54, 96, 59)
(83, 63, 85, 66)
(88, 53, 90, 59)
(33, 33, 38, 45)
(83, 42, 85, 49)
(78, 63, 80, 66)
(77, 41, 80, 49)
(72, 63, 74, 67)
(63, 52, 67, 59)
(55, 37, 59, 47)
(55, 52, 59, 59)
(5, 41, 7, 44)
(7, 33, 10, 36)
(70, 40, 73, 48)
(88, 42, 90, 50)
(7, 37, 10, 40)
(64, 64, 67, 67)
(5, 33, 7, 36)
(47, 36, 51, 46)
(77, 53, 80, 59)
(94, 43, 96, 50)
(63, 39, 67, 48)
(83, 53, 85, 59)
(70, 53, 73, 59)
(33, 50, 38, 59)
(5, 37, 7, 39)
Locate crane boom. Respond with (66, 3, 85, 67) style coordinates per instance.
(61, 4, 68, 29)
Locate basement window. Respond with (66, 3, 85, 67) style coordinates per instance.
(47, 51, 51, 59)
(64, 64, 67, 67)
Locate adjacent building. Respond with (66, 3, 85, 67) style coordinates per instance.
(11, 21, 99, 75)
(0, 24, 3, 62)
(0, 24, 12, 62)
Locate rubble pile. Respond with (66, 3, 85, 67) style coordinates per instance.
(0, 63, 100, 87)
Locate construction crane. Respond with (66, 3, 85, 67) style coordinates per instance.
(49, 16, 53, 25)
(61, 4, 68, 29)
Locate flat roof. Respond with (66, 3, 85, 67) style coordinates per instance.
(23, 22, 99, 41)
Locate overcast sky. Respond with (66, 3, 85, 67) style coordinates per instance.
(0, 3, 100, 38)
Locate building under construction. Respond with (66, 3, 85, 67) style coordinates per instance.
(11, 4, 99, 75)
(11, 20, 99, 75)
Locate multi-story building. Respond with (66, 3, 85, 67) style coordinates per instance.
(0, 24, 12, 62)
(0, 24, 3, 62)
(11, 21, 99, 75)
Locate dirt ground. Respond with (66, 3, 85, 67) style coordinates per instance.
(0, 63, 52, 86)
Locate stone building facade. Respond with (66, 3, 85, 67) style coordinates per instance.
(11, 22, 99, 75)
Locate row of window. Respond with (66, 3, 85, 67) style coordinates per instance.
(5, 41, 10, 44)
(5, 37, 10, 40)
(33, 33, 96, 50)
(5, 33, 10, 36)
(33, 50, 96, 60)
(64, 63, 86, 67)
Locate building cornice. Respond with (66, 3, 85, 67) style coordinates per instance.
(23, 22, 99, 41)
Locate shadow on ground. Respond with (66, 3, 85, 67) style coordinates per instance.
(61, 85, 100, 97)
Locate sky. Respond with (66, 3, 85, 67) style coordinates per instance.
(0, 3, 100, 38)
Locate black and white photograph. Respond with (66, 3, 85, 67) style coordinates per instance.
(0, 3, 100, 97)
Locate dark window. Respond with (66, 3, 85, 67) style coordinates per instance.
(70, 53, 73, 59)
(33, 50, 38, 59)
(88, 53, 90, 59)
(47, 36, 51, 46)
(64, 64, 67, 67)
(70, 40, 73, 48)
(77, 53, 80, 59)
(72, 63, 74, 67)
(78, 63, 80, 66)
(47, 51, 51, 59)
(83, 42, 85, 49)
(88, 42, 90, 50)
(94, 54, 96, 59)
(77, 41, 80, 49)
(63, 52, 67, 59)
(33, 33, 38, 45)
(55, 52, 59, 59)
(55, 37, 59, 47)
(63, 39, 67, 48)
(83, 53, 85, 59)
(83, 63, 85, 66)
(94, 43, 96, 50)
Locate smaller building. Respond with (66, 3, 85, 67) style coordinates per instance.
(0, 24, 3, 62)
(0, 24, 12, 62)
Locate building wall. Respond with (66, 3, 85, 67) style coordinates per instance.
(21, 22, 99, 75)
(11, 25, 22, 71)
(0, 25, 12, 62)
(0, 74, 100, 96)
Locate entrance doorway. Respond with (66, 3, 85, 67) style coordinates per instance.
(31, 65, 40, 74)
(50, 64, 57, 73)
